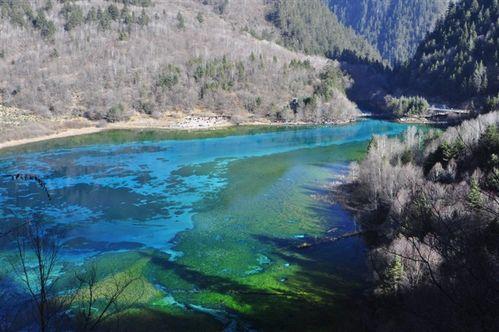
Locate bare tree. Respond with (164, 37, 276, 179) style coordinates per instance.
(73, 265, 141, 331)
(3, 173, 140, 331)
(9, 220, 65, 332)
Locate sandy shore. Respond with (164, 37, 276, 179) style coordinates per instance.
(0, 110, 358, 151)
(0, 114, 238, 150)
(0, 127, 107, 150)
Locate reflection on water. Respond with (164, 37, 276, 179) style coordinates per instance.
(0, 120, 411, 330)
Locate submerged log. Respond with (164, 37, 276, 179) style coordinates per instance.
(296, 231, 364, 249)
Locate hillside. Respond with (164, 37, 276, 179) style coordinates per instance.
(266, 0, 382, 62)
(346, 111, 499, 330)
(405, 0, 498, 107)
(0, 0, 360, 143)
(327, 0, 451, 64)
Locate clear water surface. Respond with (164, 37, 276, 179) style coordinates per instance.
(0, 120, 412, 330)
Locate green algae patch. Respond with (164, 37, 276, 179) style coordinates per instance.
(0, 121, 415, 330)
(163, 144, 370, 328)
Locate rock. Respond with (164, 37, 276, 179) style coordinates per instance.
(257, 254, 271, 265)
(244, 266, 263, 275)
(297, 242, 312, 249)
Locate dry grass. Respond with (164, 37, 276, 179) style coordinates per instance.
(0, 0, 336, 123)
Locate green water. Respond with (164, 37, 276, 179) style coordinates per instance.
(0, 120, 411, 330)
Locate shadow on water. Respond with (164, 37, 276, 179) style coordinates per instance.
(132, 247, 365, 332)
(0, 123, 411, 331)
(106, 176, 371, 331)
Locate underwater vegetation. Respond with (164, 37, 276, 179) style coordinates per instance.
(0, 120, 410, 330)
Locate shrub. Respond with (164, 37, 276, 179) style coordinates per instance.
(176, 11, 185, 30)
(483, 93, 499, 113)
(385, 95, 429, 117)
(156, 64, 180, 90)
(196, 12, 204, 23)
(314, 65, 349, 99)
(60, 4, 84, 31)
(33, 10, 56, 39)
(135, 100, 155, 115)
(105, 104, 128, 123)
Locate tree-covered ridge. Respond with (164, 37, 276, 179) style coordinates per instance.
(406, 0, 498, 104)
(266, 0, 382, 62)
(0, 0, 361, 138)
(327, 0, 450, 64)
(349, 112, 499, 329)
(0, 0, 151, 39)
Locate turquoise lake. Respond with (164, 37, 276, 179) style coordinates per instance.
(0, 120, 411, 330)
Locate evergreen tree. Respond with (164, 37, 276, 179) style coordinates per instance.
(406, 0, 498, 103)
(472, 61, 488, 94)
(327, 0, 451, 64)
(267, 0, 381, 62)
(176, 11, 185, 30)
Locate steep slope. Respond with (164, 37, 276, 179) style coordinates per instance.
(348, 111, 499, 330)
(327, 0, 451, 64)
(266, 0, 382, 62)
(405, 0, 498, 106)
(0, 0, 359, 143)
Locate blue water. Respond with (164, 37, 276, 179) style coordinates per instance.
(0, 119, 419, 329)
(0, 120, 408, 262)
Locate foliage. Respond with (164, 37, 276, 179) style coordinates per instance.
(351, 112, 499, 329)
(314, 64, 350, 99)
(385, 95, 429, 117)
(33, 9, 56, 39)
(327, 0, 450, 64)
(381, 256, 404, 293)
(484, 93, 499, 113)
(405, 0, 499, 103)
(196, 12, 204, 23)
(156, 64, 181, 90)
(176, 11, 185, 30)
(267, 0, 382, 62)
(0, 0, 360, 129)
(0, 1, 56, 38)
(468, 178, 482, 208)
(105, 104, 128, 123)
(60, 3, 84, 31)
(201, 0, 229, 15)
(114, 0, 152, 6)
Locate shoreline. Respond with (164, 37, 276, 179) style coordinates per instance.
(0, 115, 358, 151)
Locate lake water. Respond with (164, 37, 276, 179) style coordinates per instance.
(0, 120, 410, 330)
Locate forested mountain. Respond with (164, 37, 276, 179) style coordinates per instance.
(349, 111, 499, 330)
(327, 0, 451, 64)
(266, 0, 382, 62)
(405, 0, 498, 106)
(0, 0, 363, 142)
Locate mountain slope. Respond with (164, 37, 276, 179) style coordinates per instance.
(266, 0, 382, 62)
(327, 0, 451, 64)
(0, 0, 359, 142)
(405, 0, 498, 105)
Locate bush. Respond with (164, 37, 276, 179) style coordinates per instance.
(105, 104, 129, 123)
(134, 100, 155, 115)
(314, 65, 350, 100)
(33, 10, 56, 39)
(157, 64, 180, 90)
(83, 110, 103, 121)
(176, 11, 185, 30)
(483, 93, 499, 113)
(385, 95, 429, 117)
(60, 4, 84, 31)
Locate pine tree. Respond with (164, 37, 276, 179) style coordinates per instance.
(468, 178, 482, 208)
(472, 61, 488, 94)
(176, 11, 185, 30)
